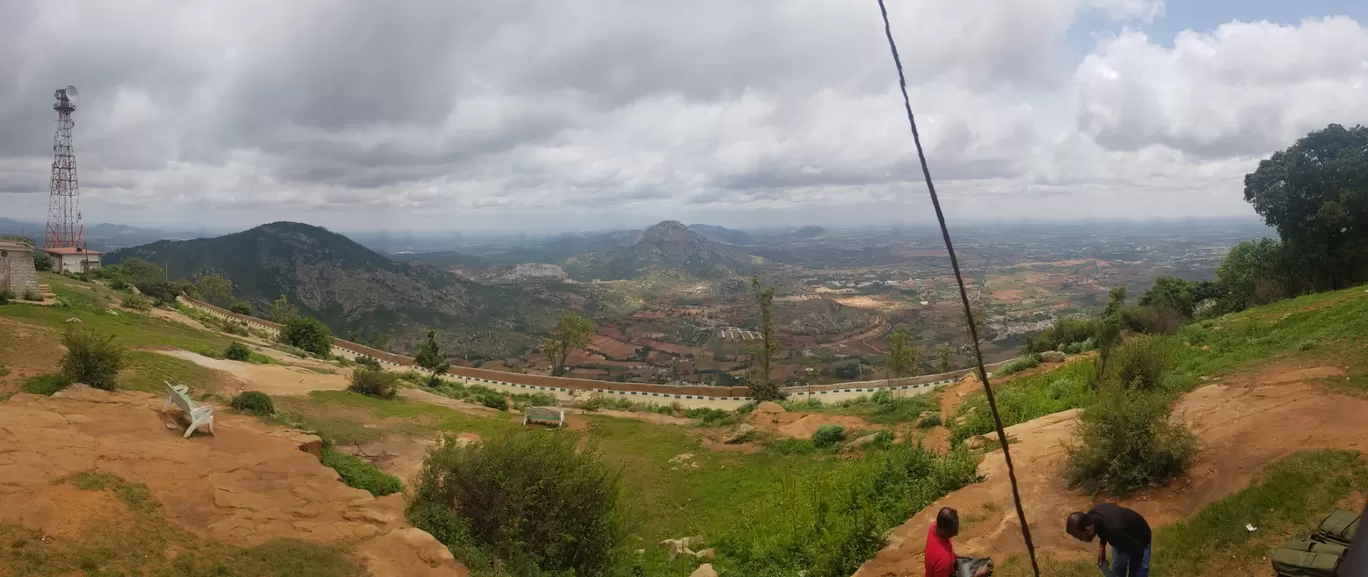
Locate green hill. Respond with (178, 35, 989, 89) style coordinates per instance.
(105, 222, 562, 357)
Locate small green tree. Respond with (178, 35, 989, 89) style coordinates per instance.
(348, 366, 398, 399)
(61, 327, 125, 391)
(194, 274, 233, 306)
(224, 341, 252, 361)
(1102, 287, 1128, 318)
(752, 277, 779, 388)
(1216, 238, 1287, 312)
(280, 315, 333, 357)
(1139, 276, 1197, 318)
(32, 249, 53, 272)
(542, 312, 594, 377)
(228, 301, 253, 315)
(415, 331, 451, 386)
(884, 329, 919, 381)
(936, 345, 952, 373)
(269, 294, 299, 324)
(120, 258, 166, 286)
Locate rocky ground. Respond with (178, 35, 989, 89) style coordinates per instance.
(0, 385, 467, 577)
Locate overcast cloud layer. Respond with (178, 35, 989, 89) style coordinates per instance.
(1, 0, 1366, 232)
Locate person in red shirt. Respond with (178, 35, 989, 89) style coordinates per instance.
(925, 507, 992, 577)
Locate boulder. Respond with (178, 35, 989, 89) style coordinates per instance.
(1040, 351, 1066, 363)
(723, 424, 756, 444)
(841, 433, 883, 453)
(694, 548, 716, 561)
(689, 563, 718, 577)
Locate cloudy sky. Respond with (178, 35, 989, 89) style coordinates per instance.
(1, 0, 1366, 233)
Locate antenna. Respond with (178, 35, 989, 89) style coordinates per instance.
(65, 85, 79, 100)
(45, 85, 85, 251)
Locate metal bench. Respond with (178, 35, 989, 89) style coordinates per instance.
(162, 380, 215, 438)
(522, 406, 564, 428)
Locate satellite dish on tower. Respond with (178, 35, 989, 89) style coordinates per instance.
(65, 85, 78, 100)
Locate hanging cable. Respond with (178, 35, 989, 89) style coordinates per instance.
(873, 2, 1042, 576)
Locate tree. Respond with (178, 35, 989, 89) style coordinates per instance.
(280, 315, 333, 357)
(542, 312, 594, 377)
(1138, 277, 1197, 318)
(270, 294, 299, 324)
(414, 331, 450, 386)
(229, 301, 253, 315)
(937, 345, 952, 373)
(195, 274, 233, 306)
(884, 329, 919, 381)
(968, 304, 988, 340)
(752, 277, 779, 388)
(1216, 238, 1287, 312)
(1243, 124, 1368, 292)
(1102, 287, 1127, 318)
(120, 258, 166, 286)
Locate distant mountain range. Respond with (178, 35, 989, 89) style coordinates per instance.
(106, 222, 567, 357)
(565, 220, 759, 281)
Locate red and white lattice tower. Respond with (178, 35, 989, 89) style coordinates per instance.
(45, 85, 84, 251)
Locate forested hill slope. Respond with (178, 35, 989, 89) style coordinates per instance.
(106, 221, 561, 356)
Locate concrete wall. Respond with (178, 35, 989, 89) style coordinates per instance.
(0, 247, 38, 296)
(52, 252, 101, 274)
(177, 297, 1015, 402)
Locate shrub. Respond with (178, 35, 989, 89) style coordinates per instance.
(231, 391, 275, 416)
(224, 341, 252, 361)
(0, 290, 12, 305)
(408, 431, 628, 577)
(135, 281, 180, 306)
(348, 366, 398, 399)
(472, 389, 509, 411)
(812, 424, 847, 448)
(1121, 305, 1186, 335)
(1025, 317, 1100, 354)
(720, 441, 980, 576)
(229, 301, 253, 315)
(61, 327, 125, 391)
(1103, 334, 1168, 391)
(997, 353, 1041, 376)
(109, 278, 129, 291)
(31, 250, 52, 272)
(1066, 383, 1195, 496)
(354, 355, 381, 369)
(280, 315, 334, 357)
(22, 288, 40, 301)
(121, 293, 152, 311)
(917, 414, 942, 428)
(747, 376, 787, 402)
(322, 449, 401, 497)
(23, 373, 74, 395)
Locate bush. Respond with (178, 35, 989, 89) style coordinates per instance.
(812, 424, 847, 448)
(354, 355, 381, 369)
(135, 281, 180, 306)
(224, 341, 252, 361)
(408, 431, 628, 577)
(322, 449, 401, 497)
(22, 288, 40, 301)
(121, 293, 152, 311)
(747, 376, 787, 402)
(472, 389, 509, 411)
(1102, 334, 1168, 391)
(348, 366, 398, 399)
(0, 290, 12, 305)
(1121, 305, 1186, 335)
(280, 315, 333, 357)
(1066, 382, 1195, 496)
(1025, 317, 1100, 354)
(720, 441, 980, 576)
(32, 250, 52, 272)
(997, 353, 1041, 376)
(917, 414, 942, 428)
(109, 278, 129, 291)
(229, 301, 253, 315)
(231, 391, 275, 416)
(61, 327, 125, 391)
(23, 373, 74, 395)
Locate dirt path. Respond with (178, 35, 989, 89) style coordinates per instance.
(0, 385, 466, 577)
(854, 365, 1368, 577)
(151, 349, 349, 396)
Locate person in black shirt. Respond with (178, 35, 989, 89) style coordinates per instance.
(1066, 504, 1152, 577)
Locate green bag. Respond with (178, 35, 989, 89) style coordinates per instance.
(1272, 548, 1341, 577)
(1316, 510, 1360, 545)
(1281, 539, 1348, 557)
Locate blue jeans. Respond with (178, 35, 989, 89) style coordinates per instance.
(1111, 545, 1151, 577)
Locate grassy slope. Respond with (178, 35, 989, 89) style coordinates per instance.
(950, 284, 1368, 441)
(995, 450, 1368, 577)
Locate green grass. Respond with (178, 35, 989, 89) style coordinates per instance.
(995, 450, 1368, 577)
(120, 350, 226, 394)
(951, 285, 1368, 444)
(0, 470, 361, 577)
(320, 449, 402, 497)
(781, 389, 939, 426)
(273, 390, 521, 445)
(22, 373, 73, 395)
(0, 273, 231, 354)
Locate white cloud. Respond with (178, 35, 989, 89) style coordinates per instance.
(0, 0, 1363, 230)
